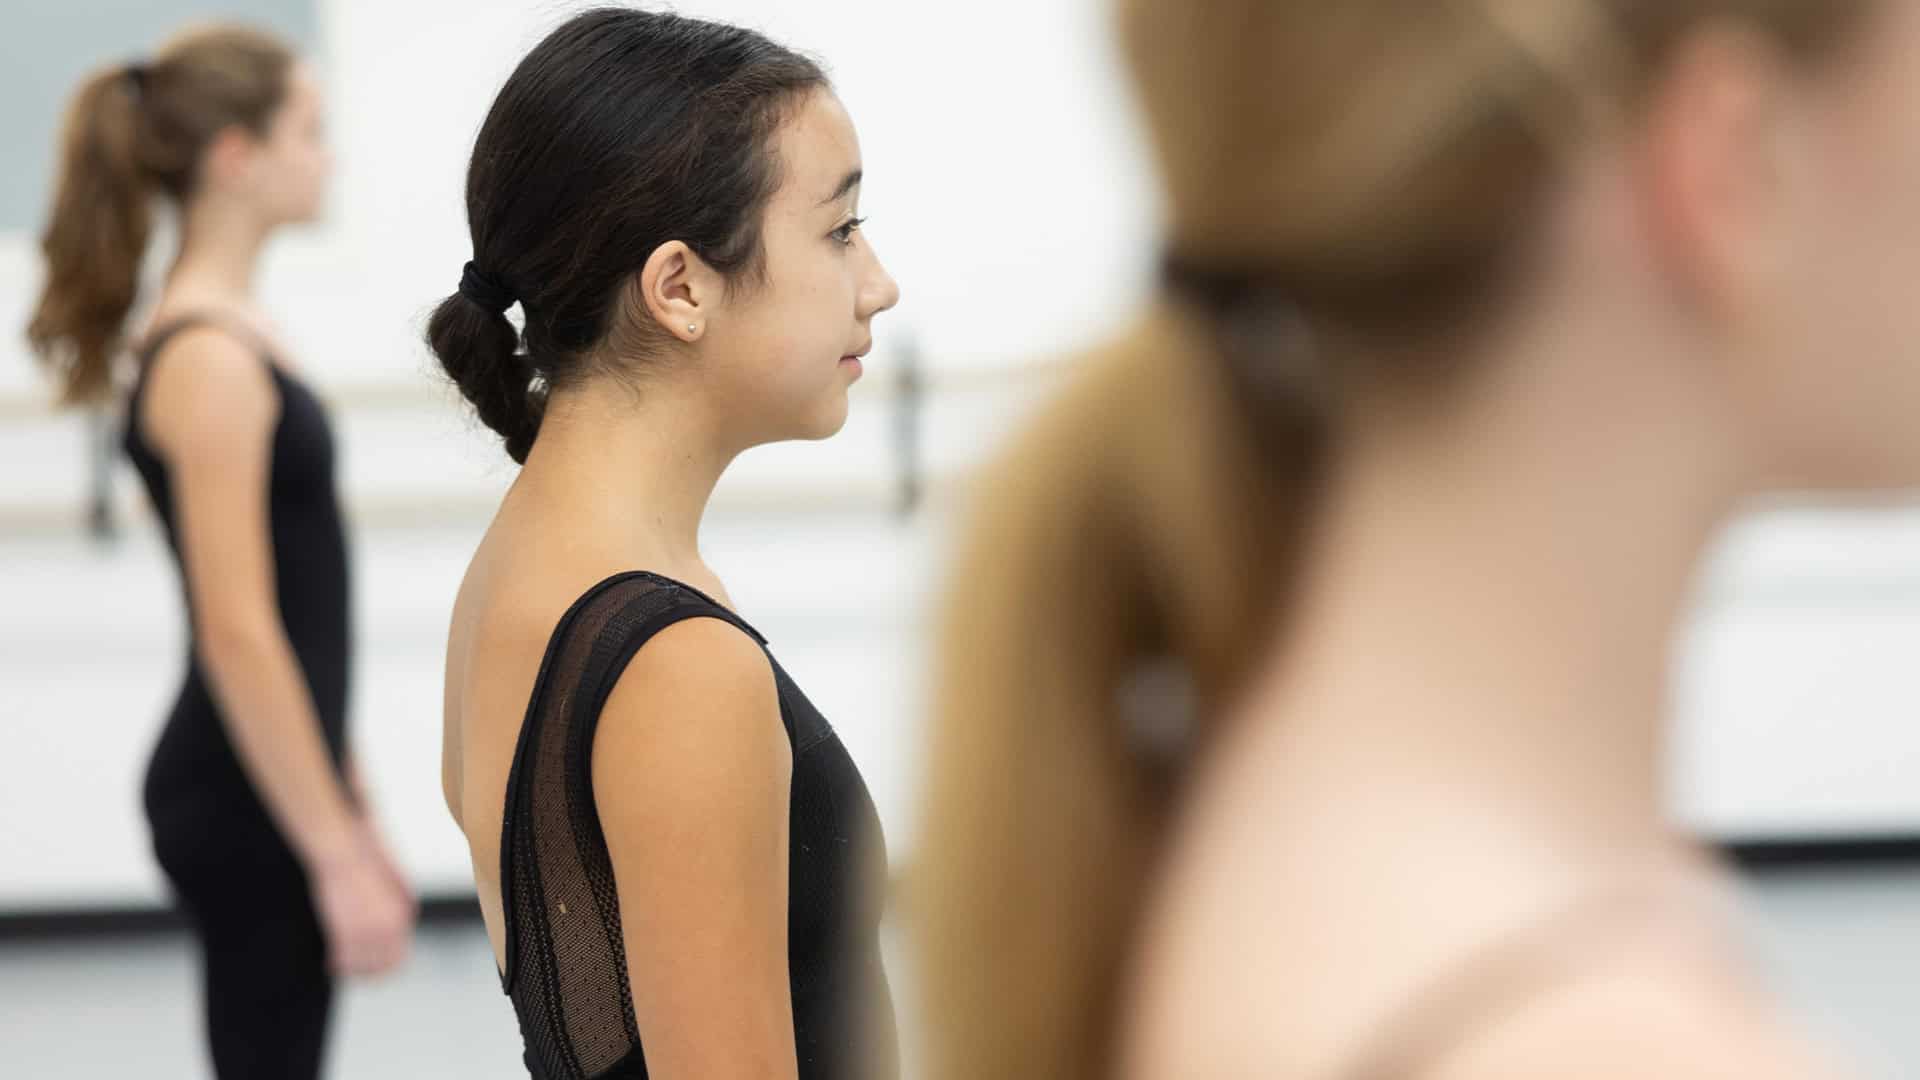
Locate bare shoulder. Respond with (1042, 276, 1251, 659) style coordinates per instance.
(1427, 958, 1849, 1080)
(1117, 708, 1842, 1080)
(604, 612, 783, 742)
(140, 325, 277, 458)
(1126, 904, 1843, 1080)
(592, 610, 789, 837)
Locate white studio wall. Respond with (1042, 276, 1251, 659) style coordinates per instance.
(0, 0, 1916, 912)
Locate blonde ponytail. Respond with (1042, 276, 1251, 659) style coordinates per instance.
(915, 307, 1319, 1079)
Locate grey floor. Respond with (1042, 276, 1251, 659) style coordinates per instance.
(1, 869, 1915, 1079)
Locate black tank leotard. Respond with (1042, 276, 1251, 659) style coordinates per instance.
(498, 571, 898, 1080)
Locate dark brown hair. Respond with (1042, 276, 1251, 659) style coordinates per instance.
(26, 25, 294, 405)
(425, 8, 829, 464)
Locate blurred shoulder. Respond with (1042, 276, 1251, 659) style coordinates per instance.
(140, 324, 277, 459)
(1425, 957, 1850, 1080)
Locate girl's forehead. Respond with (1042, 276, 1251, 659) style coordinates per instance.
(774, 92, 863, 203)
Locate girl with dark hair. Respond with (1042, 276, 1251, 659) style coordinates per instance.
(26, 23, 414, 1080)
(431, 10, 901, 1079)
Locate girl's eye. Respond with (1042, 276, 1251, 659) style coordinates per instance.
(832, 217, 868, 246)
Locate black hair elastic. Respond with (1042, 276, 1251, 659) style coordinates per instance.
(1160, 249, 1329, 415)
(123, 62, 151, 100)
(459, 261, 517, 315)
(1160, 252, 1280, 315)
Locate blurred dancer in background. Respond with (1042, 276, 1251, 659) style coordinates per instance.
(919, 1, 1920, 1077)
(430, 10, 901, 1078)
(26, 24, 413, 1080)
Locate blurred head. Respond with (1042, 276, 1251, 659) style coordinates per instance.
(426, 8, 900, 466)
(206, 59, 330, 227)
(917, 2, 1914, 1078)
(1132, 0, 1920, 488)
(26, 24, 318, 404)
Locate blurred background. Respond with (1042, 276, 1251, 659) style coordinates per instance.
(0, 0, 1915, 1076)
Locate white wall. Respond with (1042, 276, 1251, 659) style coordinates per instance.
(1, 0, 1917, 911)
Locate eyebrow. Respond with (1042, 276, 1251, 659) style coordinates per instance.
(819, 169, 863, 208)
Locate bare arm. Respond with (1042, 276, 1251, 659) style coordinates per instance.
(593, 616, 798, 1080)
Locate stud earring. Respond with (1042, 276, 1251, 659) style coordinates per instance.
(688, 323, 699, 334)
